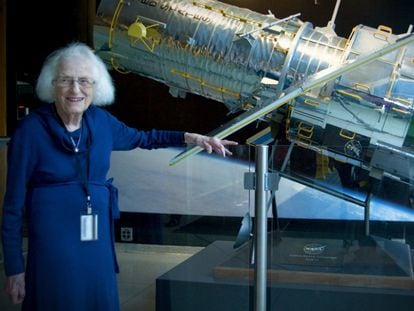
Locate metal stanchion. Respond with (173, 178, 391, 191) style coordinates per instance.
(254, 145, 268, 311)
(244, 145, 278, 310)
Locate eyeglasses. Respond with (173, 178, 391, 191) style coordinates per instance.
(53, 77, 95, 88)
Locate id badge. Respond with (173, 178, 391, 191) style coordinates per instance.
(80, 213, 98, 241)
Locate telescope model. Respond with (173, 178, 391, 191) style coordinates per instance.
(94, 0, 414, 185)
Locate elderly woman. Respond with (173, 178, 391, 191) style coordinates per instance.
(1, 42, 237, 310)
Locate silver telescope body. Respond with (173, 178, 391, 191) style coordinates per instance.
(94, 0, 414, 179)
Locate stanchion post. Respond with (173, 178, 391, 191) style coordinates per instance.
(254, 145, 268, 311)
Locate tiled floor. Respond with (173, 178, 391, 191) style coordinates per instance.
(0, 243, 203, 311)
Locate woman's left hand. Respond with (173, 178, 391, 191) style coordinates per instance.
(184, 133, 238, 157)
(5, 273, 25, 304)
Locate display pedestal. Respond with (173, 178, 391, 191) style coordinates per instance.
(156, 239, 414, 311)
(215, 233, 414, 290)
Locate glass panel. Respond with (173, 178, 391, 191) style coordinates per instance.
(267, 144, 414, 221)
(265, 143, 414, 310)
(109, 145, 254, 310)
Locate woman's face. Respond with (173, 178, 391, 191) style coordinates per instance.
(53, 57, 95, 119)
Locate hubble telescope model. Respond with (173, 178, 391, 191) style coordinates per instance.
(94, 0, 414, 184)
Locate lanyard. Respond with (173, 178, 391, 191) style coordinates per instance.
(73, 125, 92, 214)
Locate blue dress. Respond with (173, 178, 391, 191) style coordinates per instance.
(1, 104, 185, 310)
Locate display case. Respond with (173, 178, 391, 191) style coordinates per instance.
(108, 143, 414, 310)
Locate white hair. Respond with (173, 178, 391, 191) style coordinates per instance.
(35, 42, 115, 106)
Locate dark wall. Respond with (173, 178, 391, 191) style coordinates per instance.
(6, 0, 94, 133)
(7, 0, 414, 138)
